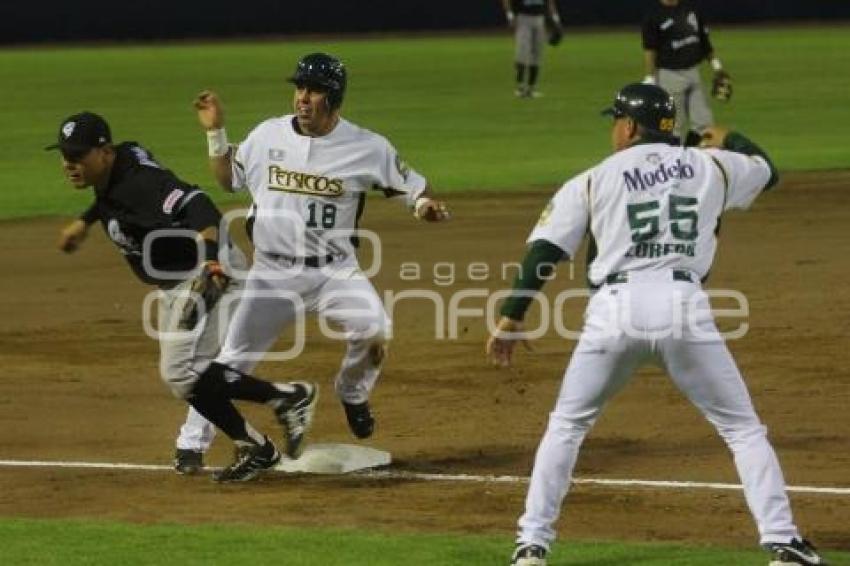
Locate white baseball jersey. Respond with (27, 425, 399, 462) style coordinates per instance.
(231, 115, 428, 258)
(528, 142, 772, 285)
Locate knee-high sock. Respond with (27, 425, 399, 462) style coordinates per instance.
(204, 361, 297, 403)
(188, 369, 265, 444)
(528, 65, 539, 87)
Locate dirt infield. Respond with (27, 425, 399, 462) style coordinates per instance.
(0, 171, 848, 550)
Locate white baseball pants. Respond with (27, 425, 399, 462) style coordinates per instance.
(658, 66, 714, 139)
(517, 270, 800, 549)
(215, 251, 390, 404)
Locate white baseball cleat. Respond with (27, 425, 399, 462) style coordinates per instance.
(272, 382, 319, 459)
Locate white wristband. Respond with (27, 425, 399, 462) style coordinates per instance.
(551, 13, 561, 25)
(206, 128, 229, 157)
(710, 58, 723, 72)
(506, 11, 515, 24)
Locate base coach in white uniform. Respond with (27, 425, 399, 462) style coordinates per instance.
(487, 83, 828, 566)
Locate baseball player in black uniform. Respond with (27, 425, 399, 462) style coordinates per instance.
(49, 112, 317, 482)
(502, 0, 561, 98)
(642, 0, 728, 140)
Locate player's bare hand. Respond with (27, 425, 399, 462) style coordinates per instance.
(486, 316, 533, 367)
(58, 219, 88, 253)
(414, 197, 451, 222)
(699, 126, 731, 148)
(194, 90, 225, 130)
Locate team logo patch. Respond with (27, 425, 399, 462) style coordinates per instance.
(646, 153, 662, 165)
(268, 148, 286, 162)
(62, 121, 76, 139)
(162, 188, 185, 214)
(395, 154, 411, 181)
(107, 218, 137, 253)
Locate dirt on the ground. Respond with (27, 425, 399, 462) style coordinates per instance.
(0, 171, 848, 551)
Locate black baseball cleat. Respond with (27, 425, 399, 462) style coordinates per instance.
(272, 382, 318, 459)
(173, 448, 204, 475)
(342, 400, 375, 439)
(766, 538, 828, 565)
(213, 438, 281, 483)
(510, 543, 547, 566)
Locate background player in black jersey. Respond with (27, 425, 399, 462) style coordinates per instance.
(502, 0, 561, 98)
(642, 0, 728, 140)
(49, 112, 317, 482)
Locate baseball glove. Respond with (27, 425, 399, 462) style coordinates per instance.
(711, 70, 733, 102)
(545, 15, 563, 46)
(177, 261, 230, 330)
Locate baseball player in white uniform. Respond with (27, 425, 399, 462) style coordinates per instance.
(192, 52, 449, 462)
(487, 83, 828, 566)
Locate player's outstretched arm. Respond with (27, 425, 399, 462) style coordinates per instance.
(193, 90, 234, 192)
(642, 49, 658, 84)
(485, 240, 565, 367)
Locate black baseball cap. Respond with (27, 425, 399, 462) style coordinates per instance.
(45, 112, 112, 154)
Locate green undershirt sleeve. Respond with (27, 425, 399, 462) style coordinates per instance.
(724, 131, 779, 190)
(500, 239, 568, 322)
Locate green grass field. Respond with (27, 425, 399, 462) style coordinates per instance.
(0, 26, 848, 219)
(2, 27, 849, 565)
(6, 518, 848, 566)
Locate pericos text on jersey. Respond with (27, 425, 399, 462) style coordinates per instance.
(267, 165, 345, 196)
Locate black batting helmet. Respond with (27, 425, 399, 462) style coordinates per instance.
(288, 52, 347, 109)
(601, 83, 676, 136)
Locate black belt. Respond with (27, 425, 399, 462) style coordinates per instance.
(604, 269, 694, 285)
(265, 253, 336, 268)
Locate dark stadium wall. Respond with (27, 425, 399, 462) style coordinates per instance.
(3, 1, 848, 44)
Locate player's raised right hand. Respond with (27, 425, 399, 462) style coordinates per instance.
(193, 90, 225, 130)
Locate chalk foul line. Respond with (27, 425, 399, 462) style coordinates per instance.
(0, 458, 848, 496)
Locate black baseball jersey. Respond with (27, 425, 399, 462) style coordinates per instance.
(79, 142, 222, 287)
(642, 1, 713, 70)
(511, 0, 547, 16)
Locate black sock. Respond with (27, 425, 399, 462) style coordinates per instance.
(188, 393, 252, 442)
(203, 362, 292, 404)
(528, 65, 539, 87)
(515, 63, 526, 84)
(188, 369, 265, 444)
